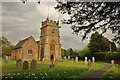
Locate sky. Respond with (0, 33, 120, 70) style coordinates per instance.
(1, 0, 116, 50)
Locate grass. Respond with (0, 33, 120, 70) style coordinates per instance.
(101, 64, 120, 79)
(2, 59, 110, 78)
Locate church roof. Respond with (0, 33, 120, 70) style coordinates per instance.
(14, 36, 33, 49)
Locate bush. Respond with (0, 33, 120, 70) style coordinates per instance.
(94, 52, 106, 61)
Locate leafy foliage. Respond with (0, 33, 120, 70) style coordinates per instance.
(55, 1, 120, 43)
(89, 32, 117, 54)
(1, 37, 14, 57)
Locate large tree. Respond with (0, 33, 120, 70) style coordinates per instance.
(89, 32, 117, 54)
(55, 1, 120, 44)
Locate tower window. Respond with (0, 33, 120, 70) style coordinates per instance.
(28, 49, 33, 54)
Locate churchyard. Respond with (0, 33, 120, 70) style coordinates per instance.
(1, 57, 119, 79)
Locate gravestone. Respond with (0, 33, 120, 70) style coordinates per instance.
(16, 59, 22, 69)
(8, 56, 11, 60)
(88, 59, 92, 70)
(30, 59, 37, 72)
(64, 56, 67, 60)
(68, 56, 70, 60)
(85, 57, 88, 64)
(75, 57, 78, 62)
(23, 61, 28, 71)
(92, 57, 95, 63)
(71, 58, 74, 62)
(4, 55, 8, 63)
(111, 60, 114, 64)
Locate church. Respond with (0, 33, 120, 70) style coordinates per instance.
(12, 18, 61, 62)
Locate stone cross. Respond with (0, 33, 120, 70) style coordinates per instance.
(30, 59, 37, 72)
(23, 61, 29, 71)
(75, 57, 78, 62)
(85, 57, 88, 64)
(92, 57, 95, 63)
(68, 56, 70, 60)
(16, 59, 22, 69)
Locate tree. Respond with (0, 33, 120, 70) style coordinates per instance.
(89, 32, 117, 54)
(55, 1, 120, 44)
(1, 37, 14, 57)
(61, 48, 67, 57)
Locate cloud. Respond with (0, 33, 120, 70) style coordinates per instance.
(2, 2, 115, 50)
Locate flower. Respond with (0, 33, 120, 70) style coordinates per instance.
(34, 77, 38, 79)
(8, 73, 11, 76)
(32, 73, 35, 76)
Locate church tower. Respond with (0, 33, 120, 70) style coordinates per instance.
(39, 18, 61, 61)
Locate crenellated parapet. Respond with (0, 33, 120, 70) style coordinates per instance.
(42, 18, 59, 28)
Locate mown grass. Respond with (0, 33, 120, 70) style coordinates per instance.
(101, 64, 120, 79)
(2, 59, 109, 79)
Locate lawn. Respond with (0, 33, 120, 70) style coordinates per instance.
(102, 64, 120, 79)
(2, 59, 110, 79)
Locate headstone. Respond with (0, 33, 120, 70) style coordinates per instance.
(68, 56, 70, 60)
(23, 61, 28, 71)
(88, 59, 92, 70)
(75, 57, 78, 62)
(4, 55, 8, 63)
(71, 58, 74, 62)
(16, 59, 22, 69)
(92, 57, 95, 63)
(30, 59, 37, 72)
(111, 60, 114, 64)
(85, 57, 88, 64)
(64, 56, 67, 60)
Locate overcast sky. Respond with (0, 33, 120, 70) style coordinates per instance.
(1, 0, 116, 50)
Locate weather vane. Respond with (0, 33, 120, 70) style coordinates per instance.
(21, 0, 40, 4)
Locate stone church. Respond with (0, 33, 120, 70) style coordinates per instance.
(12, 18, 61, 61)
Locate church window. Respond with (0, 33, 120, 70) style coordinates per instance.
(28, 49, 33, 54)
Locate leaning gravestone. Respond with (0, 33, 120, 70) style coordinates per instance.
(30, 59, 37, 72)
(23, 61, 29, 71)
(16, 59, 22, 69)
(75, 57, 78, 62)
(92, 57, 95, 63)
(85, 57, 88, 64)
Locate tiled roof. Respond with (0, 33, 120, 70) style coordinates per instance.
(14, 36, 33, 49)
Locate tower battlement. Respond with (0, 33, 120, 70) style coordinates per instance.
(42, 18, 59, 27)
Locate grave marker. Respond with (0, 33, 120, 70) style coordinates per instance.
(30, 59, 37, 72)
(92, 57, 95, 63)
(85, 57, 88, 64)
(88, 59, 92, 70)
(68, 56, 70, 60)
(23, 61, 28, 71)
(16, 59, 22, 69)
(75, 57, 78, 62)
